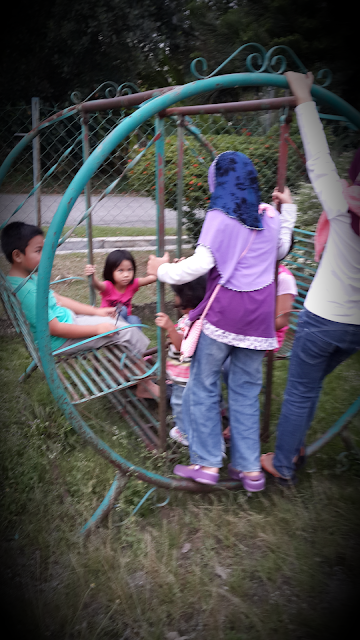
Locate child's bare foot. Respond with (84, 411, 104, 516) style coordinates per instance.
(136, 379, 159, 399)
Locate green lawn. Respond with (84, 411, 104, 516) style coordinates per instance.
(0, 317, 359, 638)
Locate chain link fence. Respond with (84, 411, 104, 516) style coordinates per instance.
(0, 91, 359, 310)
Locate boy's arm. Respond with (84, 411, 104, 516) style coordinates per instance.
(53, 292, 114, 317)
(137, 275, 157, 286)
(285, 71, 347, 219)
(49, 318, 115, 340)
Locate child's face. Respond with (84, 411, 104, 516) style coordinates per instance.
(13, 234, 44, 273)
(113, 259, 134, 287)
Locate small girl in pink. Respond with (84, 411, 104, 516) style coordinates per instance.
(85, 249, 156, 325)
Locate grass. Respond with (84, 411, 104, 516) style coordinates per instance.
(0, 295, 360, 639)
(46, 226, 179, 238)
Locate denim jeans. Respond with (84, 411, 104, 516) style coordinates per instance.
(170, 383, 186, 435)
(274, 308, 360, 478)
(118, 305, 141, 327)
(182, 331, 265, 470)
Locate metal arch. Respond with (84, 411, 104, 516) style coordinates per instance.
(1, 72, 358, 492)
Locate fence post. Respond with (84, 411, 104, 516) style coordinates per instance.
(155, 116, 167, 453)
(261, 113, 292, 443)
(31, 98, 41, 227)
(176, 117, 185, 259)
(81, 112, 96, 305)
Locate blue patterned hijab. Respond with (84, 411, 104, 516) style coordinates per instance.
(208, 151, 263, 229)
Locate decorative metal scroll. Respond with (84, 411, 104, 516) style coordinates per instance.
(70, 81, 141, 105)
(190, 43, 332, 88)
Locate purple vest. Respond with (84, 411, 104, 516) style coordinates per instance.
(197, 206, 280, 292)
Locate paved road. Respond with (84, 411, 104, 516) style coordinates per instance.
(0, 193, 178, 228)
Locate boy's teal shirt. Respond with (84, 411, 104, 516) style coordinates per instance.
(7, 274, 72, 352)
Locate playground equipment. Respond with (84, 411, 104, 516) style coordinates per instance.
(1, 45, 359, 533)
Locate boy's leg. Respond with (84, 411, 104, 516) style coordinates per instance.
(58, 314, 149, 356)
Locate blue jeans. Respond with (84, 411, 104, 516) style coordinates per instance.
(274, 308, 360, 478)
(170, 383, 187, 435)
(118, 305, 141, 327)
(182, 331, 265, 470)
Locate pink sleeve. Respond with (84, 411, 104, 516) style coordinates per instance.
(277, 271, 298, 297)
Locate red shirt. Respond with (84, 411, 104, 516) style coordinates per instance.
(100, 278, 139, 313)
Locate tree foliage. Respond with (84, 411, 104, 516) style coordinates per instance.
(1, 0, 358, 109)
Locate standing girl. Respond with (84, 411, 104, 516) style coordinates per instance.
(85, 249, 156, 325)
(147, 151, 297, 490)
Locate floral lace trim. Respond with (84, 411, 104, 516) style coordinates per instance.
(202, 320, 278, 351)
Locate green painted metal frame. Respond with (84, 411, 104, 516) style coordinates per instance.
(1, 72, 360, 505)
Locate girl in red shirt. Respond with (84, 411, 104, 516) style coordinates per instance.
(85, 249, 156, 325)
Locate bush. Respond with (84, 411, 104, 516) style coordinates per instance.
(129, 118, 308, 243)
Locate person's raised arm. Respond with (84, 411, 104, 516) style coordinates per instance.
(147, 246, 215, 285)
(285, 71, 347, 219)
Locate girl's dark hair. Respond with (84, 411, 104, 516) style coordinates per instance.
(171, 275, 207, 311)
(1, 221, 44, 263)
(103, 250, 136, 284)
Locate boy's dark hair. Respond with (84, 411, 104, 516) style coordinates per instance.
(103, 249, 136, 284)
(1, 221, 44, 263)
(171, 275, 207, 311)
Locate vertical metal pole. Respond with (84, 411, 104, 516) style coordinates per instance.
(81, 112, 96, 305)
(261, 113, 291, 443)
(176, 117, 185, 259)
(155, 116, 167, 452)
(31, 97, 41, 227)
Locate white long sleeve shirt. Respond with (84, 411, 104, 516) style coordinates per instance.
(297, 101, 360, 324)
(158, 204, 297, 285)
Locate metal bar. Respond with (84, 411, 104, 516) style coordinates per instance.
(61, 361, 90, 399)
(31, 97, 41, 227)
(109, 392, 158, 450)
(81, 114, 96, 305)
(162, 96, 297, 117)
(71, 357, 100, 396)
(124, 387, 159, 430)
(115, 390, 159, 447)
(93, 349, 128, 388)
(262, 114, 291, 443)
(80, 471, 129, 536)
(80, 86, 181, 113)
(56, 367, 80, 403)
(98, 348, 129, 385)
(306, 396, 360, 456)
(18, 359, 38, 383)
(108, 345, 159, 387)
(176, 117, 184, 259)
(155, 116, 167, 453)
(76, 356, 105, 395)
(88, 351, 119, 389)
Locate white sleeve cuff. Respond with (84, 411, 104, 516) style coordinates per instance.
(157, 245, 214, 284)
(277, 203, 297, 260)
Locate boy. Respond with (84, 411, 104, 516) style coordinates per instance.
(1, 222, 155, 395)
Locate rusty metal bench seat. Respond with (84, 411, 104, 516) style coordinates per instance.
(0, 271, 157, 406)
